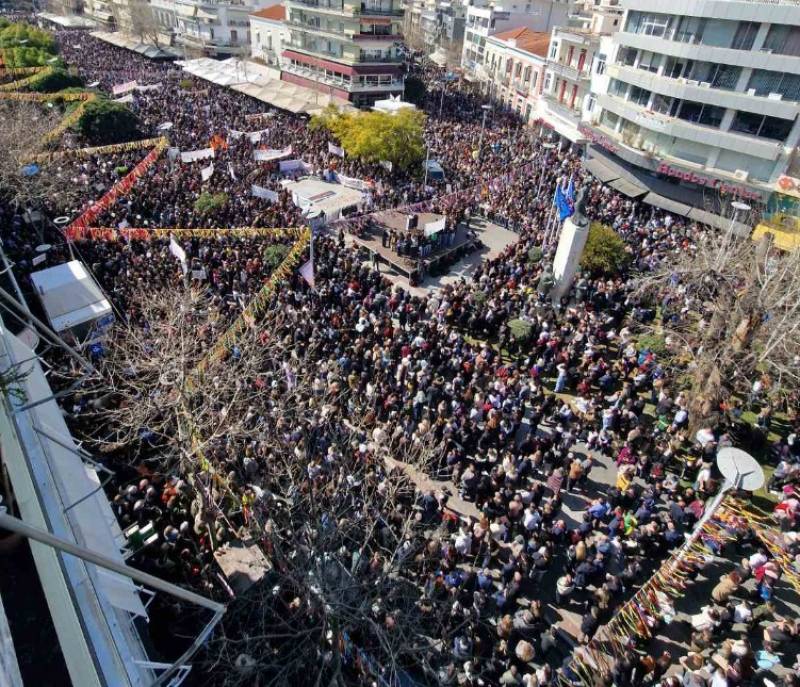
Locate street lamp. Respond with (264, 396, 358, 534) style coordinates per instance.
(423, 144, 435, 188)
(536, 141, 557, 198)
(477, 104, 491, 161)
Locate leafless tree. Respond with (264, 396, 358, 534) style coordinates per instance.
(60, 285, 457, 685)
(634, 231, 800, 429)
(110, 0, 162, 46)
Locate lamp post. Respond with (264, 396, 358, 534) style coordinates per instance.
(536, 141, 557, 199)
(477, 103, 491, 161)
(423, 144, 435, 188)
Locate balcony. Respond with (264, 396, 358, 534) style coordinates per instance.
(547, 60, 588, 82)
(293, 0, 345, 8)
(606, 63, 799, 121)
(282, 60, 404, 91)
(351, 32, 402, 41)
(288, 20, 348, 40)
(358, 52, 402, 62)
(543, 94, 582, 123)
(596, 92, 783, 161)
(357, 4, 403, 15)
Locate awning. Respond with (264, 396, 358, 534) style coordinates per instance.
(608, 177, 647, 198)
(283, 50, 356, 76)
(584, 157, 619, 184)
(642, 191, 693, 217)
(688, 207, 751, 237)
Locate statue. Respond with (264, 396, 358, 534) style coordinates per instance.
(537, 265, 555, 295)
(573, 187, 588, 227)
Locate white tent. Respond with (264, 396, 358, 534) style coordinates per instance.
(372, 95, 416, 114)
(30, 261, 112, 335)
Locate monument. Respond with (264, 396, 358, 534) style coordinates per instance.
(550, 188, 590, 303)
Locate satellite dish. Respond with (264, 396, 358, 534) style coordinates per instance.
(717, 447, 765, 492)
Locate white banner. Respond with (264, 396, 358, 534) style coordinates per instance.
(279, 159, 309, 173)
(380, 160, 393, 173)
(167, 147, 180, 161)
(228, 162, 237, 181)
(201, 162, 214, 182)
(251, 184, 279, 203)
(136, 82, 162, 92)
(32, 253, 47, 266)
(114, 94, 134, 104)
(254, 145, 293, 162)
(423, 217, 446, 236)
(180, 148, 215, 163)
(328, 142, 344, 157)
(335, 173, 371, 191)
(112, 80, 137, 95)
(169, 237, 187, 274)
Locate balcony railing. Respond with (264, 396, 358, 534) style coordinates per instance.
(293, 0, 345, 8)
(358, 53, 402, 62)
(548, 60, 587, 82)
(351, 32, 402, 40)
(358, 4, 403, 15)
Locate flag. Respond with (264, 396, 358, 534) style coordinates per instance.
(299, 259, 315, 289)
(209, 134, 228, 151)
(328, 141, 344, 157)
(555, 182, 574, 222)
(169, 237, 187, 273)
(201, 162, 214, 182)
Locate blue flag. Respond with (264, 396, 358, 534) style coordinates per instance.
(555, 182, 574, 221)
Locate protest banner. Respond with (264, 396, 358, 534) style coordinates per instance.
(328, 142, 344, 157)
(251, 185, 279, 203)
(279, 159, 309, 173)
(201, 163, 214, 182)
(112, 80, 138, 96)
(254, 145, 293, 162)
(180, 148, 215, 163)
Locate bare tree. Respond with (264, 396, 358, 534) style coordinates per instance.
(110, 0, 162, 46)
(634, 231, 800, 429)
(60, 285, 458, 685)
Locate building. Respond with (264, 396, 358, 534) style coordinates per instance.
(280, 0, 405, 107)
(536, 0, 621, 142)
(480, 26, 549, 123)
(583, 0, 800, 206)
(461, 0, 570, 79)
(250, 3, 290, 65)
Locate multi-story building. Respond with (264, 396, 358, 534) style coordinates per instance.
(584, 0, 800, 205)
(404, 0, 464, 63)
(537, 0, 620, 141)
(250, 3, 290, 65)
(281, 0, 405, 107)
(461, 0, 569, 79)
(480, 26, 549, 122)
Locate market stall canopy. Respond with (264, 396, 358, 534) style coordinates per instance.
(90, 31, 179, 60)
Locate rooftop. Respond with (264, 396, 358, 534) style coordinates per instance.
(250, 4, 286, 20)
(491, 26, 550, 56)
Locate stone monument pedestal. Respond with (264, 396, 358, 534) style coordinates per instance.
(551, 215, 589, 303)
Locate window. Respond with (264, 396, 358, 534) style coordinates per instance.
(628, 85, 651, 106)
(608, 78, 627, 98)
(747, 70, 800, 101)
(549, 43, 557, 59)
(763, 24, 800, 56)
(531, 71, 538, 90)
(231, 29, 238, 42)
(730, 21, 759, 50)
(600, 110, 620, 129)
(677, 100, 724, 127)
(637, 50, 659, 73)
(689, 62, 741, 90)
(664, 56, 690, 79)
(730, 112, 794, 141)
(586, 95, 596, 112)
(673, 15, 705, 44)
(594, 53, 606, 75)
(625, 11, 671, 38)
(544, 72, 551, 91)
(618, 47, 636, 67)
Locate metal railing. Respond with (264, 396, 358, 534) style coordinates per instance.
(358, 5, 403, 14)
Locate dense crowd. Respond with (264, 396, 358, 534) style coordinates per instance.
(1, 27, 799, 687)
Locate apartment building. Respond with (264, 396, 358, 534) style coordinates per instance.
(536, 0, 620, 141)
(584, 0, 800, 204)
(480, 26, 549, 122)
(250, 3, 290, 65)
(281, 0, 405, 107)
(461, 0, 569, 78)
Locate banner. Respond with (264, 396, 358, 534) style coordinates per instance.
(29, 137, 169, 163)
(328, 142, 344, 157)
(254, 145, 293, 162)
(423, 217, 445, 236)
(380, 160, 393, 173)
(135, 82, 162, 92)
(114, 93, 134, 104)
(180, 148, 215, 164)
(335, 173, 371, 191)
(112, 80, 138, 96)
(167, 147, 180, 161)
(279, 159, 309, 173)
(200, 162, 214, 182)
(228, 162, 237, 181)
(251, 185, 279, 203)
(169, 236, 187, 270)
(230, 128, 269, 143)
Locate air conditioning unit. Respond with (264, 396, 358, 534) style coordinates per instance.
(698, 81, 711, 88)
(733, 169, 749, 181)
(747, 88, 756, 96)
(767, 92, 783, 100)
(686, 79, 698, 85)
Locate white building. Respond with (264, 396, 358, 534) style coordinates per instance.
(480, 26, 550, 123)
(249, 4, 289, 66)
(536, 0, 621, 142)
(461, 0, 570, 78)
(584, 0, 800, 205)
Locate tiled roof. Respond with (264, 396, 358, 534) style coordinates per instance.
(250, 4, 286, 21)
(491, 26, 550, 57)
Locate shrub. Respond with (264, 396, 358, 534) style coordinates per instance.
(637, 333, 670, 358)
(194, 192, 228, 214)
(179, 79, 193, 90)
(28, 68, 83, 93)
(580, 222, 631, 276)
(262, 244, 291, 271)
(0, 22, 56, 52)
(508, 318, 533, 341)
(527, 247, 543, 264)
(75, 98, 140, 144)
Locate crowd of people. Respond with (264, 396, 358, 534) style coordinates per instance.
(1, 24, 798, 687)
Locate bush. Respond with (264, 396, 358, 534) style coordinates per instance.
(580, 222, 631, 276)
(262, 244, 291, 271)
(0, 22, 56, 52)
(2, 46, 60, 68)
(527, 247, 543, 264)
(179, 79, 193, 90)
(194, 192, 228, 214)
(75, 98, 140, 144)
(29, 68, 83, 93)
(637, 333, 670, 358)
(508, 319, 533, 341)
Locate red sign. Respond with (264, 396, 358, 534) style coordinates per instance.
(656, 163, 763, 202)
(578, 124, 618, 153)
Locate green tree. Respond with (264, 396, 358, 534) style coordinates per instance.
(403, 75, 426, 106)
(580, 222, 631, 276)
(29, 68, 83, 93)
(0, 22, 56, 51)
(75, 99, 140, 144)
(262, 244, 290, 271)
(311, 107, 426, 171)
(194, 192, 229, 214)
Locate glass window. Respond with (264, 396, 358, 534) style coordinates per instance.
(618, 47, 636, 67)
(763, 24, 800, 57)
(677, 100, 703, 123)
(629, 85, 651, 106)
(595, 53, 606, 75)
(600, 110, 619, 129)
(730, 111, 794, 141)
(674, 15, 705, 44)
(608, 78, 627, 98)
(637, 50, 659, 73)
(748, 70, 800, 101)
(730, 21, 759, 50)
